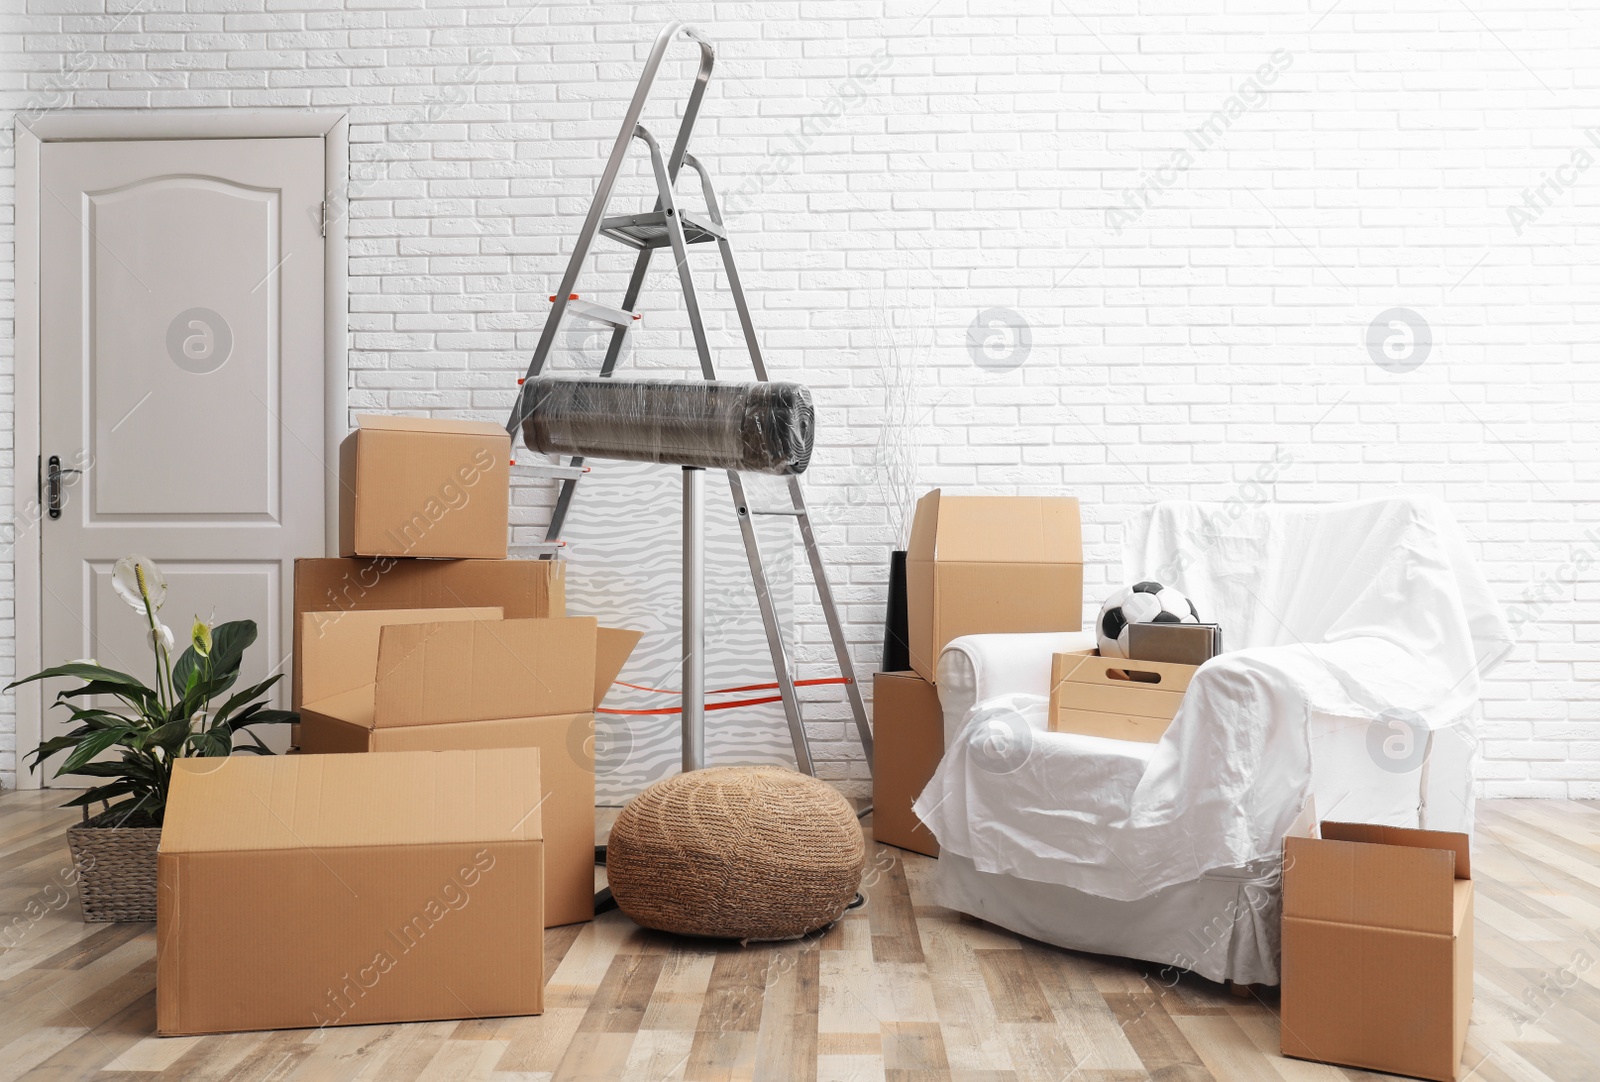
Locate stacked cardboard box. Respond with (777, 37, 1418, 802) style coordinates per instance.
(292, 416, 639, 928)
(873, 490, 1084, 856)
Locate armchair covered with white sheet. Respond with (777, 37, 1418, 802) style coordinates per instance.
(913, 498, 1512, 985)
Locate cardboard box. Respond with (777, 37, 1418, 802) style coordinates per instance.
(297, 615, 641, 928)
(292, 557, 565, 709)
(339, 414, 511, 559)
(157, 749, 544, 1036)
(871, 671, 944, 857)
(906, 490, 1083, 683)
(1282, 822, 1474, 1082)
(1047, 651, 1196, 743)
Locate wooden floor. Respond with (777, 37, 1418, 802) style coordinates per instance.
(3, 791, 1600, 1081)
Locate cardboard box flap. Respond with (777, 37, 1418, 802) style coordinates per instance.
(906, 489, 943, 561)
(300, 607, 503, 704)
(593, 627, 644, 709)
(300, 685, 376, 730)
(161, 748, 542, 854)
(1284, 835, 1458, 934)
(355, 413, 510, 439)
(1320, 821, 1472, 880)
(374, 617, 599, 727)
(292, 558, 565, 708)
(907, 489, 1083, 565)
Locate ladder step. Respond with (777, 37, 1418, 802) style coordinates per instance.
(518, 462, 587, 481)
(748, 508, 806, 517)
(600, 210, 724, 250)
(551, 295, 640, 330)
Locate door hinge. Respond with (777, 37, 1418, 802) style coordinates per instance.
(319, 200, 328, 238)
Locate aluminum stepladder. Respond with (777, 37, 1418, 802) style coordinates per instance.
(504, 22, 873, 779)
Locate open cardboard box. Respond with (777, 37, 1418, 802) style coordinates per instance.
(906, 490, 1083, 684)
(339, 414, 512, 559)
(157, 748, 544, 1036)
(292, 557, 566, 710)
(297, 614, 639, 928)
(1282, 822, 1474, 1082)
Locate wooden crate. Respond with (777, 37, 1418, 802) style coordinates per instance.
(1047, 651, 1198, 743)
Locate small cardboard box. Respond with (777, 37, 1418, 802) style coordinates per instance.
(906, 490, 1083, 683)
(292, 557, 565, 709)
(157, 749, 544, 1036)
(871, 671, 944, 857)
(1047, 651, 1196, 743)
(297, 615, 641, 928)
(1282, 822, 1474, 1082)
(339, 414, 511, 559)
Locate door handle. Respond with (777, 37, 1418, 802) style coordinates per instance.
(46, 455, 83, 520)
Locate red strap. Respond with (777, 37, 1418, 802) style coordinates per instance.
(612, 676, 851, 696)
(597, 676, 853, 717)
(599, 694, 786, 716)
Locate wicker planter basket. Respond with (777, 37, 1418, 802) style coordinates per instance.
(66, 809, 161, 922)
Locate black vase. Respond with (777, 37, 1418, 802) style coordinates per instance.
(881, 549, 911, 672)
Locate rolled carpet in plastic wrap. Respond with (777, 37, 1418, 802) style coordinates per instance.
(517, 376, 814, 475)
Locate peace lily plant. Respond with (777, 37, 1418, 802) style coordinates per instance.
(7, 554, 294, 828)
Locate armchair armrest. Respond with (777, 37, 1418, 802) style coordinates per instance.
(936, 631, 1097, 747)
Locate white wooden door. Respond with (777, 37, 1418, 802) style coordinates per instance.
(37, 137, 328, 754)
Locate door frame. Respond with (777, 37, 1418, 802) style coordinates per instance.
(13, 110, 349, 789)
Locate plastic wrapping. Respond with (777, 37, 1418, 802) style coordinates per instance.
(518, 377, 814, 475)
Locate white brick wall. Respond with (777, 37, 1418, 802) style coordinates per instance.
(3, 1, 1597, 798)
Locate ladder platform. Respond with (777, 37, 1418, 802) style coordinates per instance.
(600, 209, 725, 250)
(551, 295, 640, 330)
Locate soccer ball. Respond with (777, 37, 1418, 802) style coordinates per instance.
(1097, 581, 1201, 659)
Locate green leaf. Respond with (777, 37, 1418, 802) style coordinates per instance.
(142, 718, 193, 757)
(188, 730, 231, 758)
(62, 759, 142, 779)
(26, 734, 85, 769)
(172, 619, 255, 692)
(208, 676, 283, 728)
(232, 708, 297, 732)
(233, 731, 275, 754)
(7, 662, 149, 693)
(63, 707, 134, 731)
(57, 726, 136, 775)
(58, 680, 158, 713)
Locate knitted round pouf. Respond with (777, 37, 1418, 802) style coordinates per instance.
(606, 765, 866, 941)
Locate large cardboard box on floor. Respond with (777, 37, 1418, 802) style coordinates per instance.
(871, 671, 944, 857)
(297, 614, 640, 928)
(1281, 822, 1474, 1082)
(157, 749, 544, 1036)
(292, 557, 565, 709)
(339, 414, 511, 559)
(906, 490, 1083, 683)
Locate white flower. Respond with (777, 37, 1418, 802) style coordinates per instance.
(147, 623, 175, 654)
(112, 555, 167, 612)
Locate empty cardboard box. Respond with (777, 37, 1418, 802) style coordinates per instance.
(292, 557, 565, 709)
(297, 615, 641, 928)
(1047, 651, 1197, 743)
(1282, 822, 1474, 1082)
(339, 414, 511, 559)
(871, 671, 944, 857)
(157, 749, 544, 1036)
(906, 490, 1083, 683)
